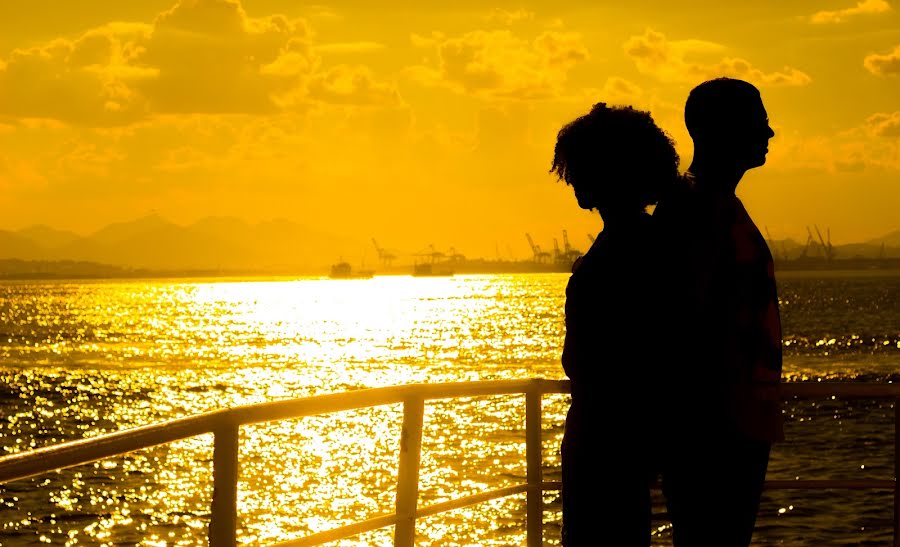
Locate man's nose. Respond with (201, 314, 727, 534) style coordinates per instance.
(767, 125, 775, 138)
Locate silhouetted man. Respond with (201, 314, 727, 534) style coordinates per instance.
(654, 78, 782, 546)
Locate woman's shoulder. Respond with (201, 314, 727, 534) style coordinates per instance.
(570, 254, 586, 274)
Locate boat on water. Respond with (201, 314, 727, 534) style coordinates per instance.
(329, 261, 375, 279)
(412, 262, 453, 277)
(0, 380, 897, 546)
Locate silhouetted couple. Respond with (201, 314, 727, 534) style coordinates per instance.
(553, 78, 782, 546)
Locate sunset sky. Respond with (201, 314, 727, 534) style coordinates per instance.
(0, 0, 898, 259)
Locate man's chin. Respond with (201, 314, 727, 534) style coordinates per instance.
(748, 154, 768, 169)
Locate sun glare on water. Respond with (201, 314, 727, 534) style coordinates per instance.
(0, 276, 570, 545)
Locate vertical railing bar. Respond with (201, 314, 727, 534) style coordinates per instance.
(210, 422, 240, 547)
(394, 395, 425, 547)
(893, 398, 899, 547)
(525, 386, 543, 547)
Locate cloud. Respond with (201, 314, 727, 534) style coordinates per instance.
(0, 0, 400, 124)
(623, 29, 811, 87)
(866, 111, 900, 136)
(579, 77, 644, 106)
(307, 65, 402, 106)
(705, 58, 812, 86)
(407, 29, 588, 99)
(410, 32, 445, 49)
(864, 44, 900, 75)
(767, 118, 900, 173)
(602, 76, 643, 100)
(135, 0, 315, 113)
(314, 42, 386, 54)
(485, 9, 535, 25)
(809, 0, 890, 23)
(0, 155, 47, 192)
(55, 143, 126, 177)
(0, 24, 154, 125)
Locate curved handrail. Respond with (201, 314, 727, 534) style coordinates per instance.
(0, 379, 561, 484)
(1, 380, 898, 547)
(3, 380, 899, 484)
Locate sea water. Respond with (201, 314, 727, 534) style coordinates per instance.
(0, 272, 898, 545)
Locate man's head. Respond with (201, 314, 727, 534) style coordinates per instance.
(685, 78, 774, 172)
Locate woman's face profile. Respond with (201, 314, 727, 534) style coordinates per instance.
(572, 181, 597, 210)
(572, 160, 632, 216)
(570, 163, 603, 211)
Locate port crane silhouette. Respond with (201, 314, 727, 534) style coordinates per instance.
(814, 225, 835, 261)
(560, 230, 581, 263)
(765, 226, 788, 262)
(798, 225, 835, 261)
(525, 233, 551, 263)
(371, 239, 396, 267)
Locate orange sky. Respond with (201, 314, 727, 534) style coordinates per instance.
(0, 0, 898, 259)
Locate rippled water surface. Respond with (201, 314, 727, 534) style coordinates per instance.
(0, 272, 898, 545)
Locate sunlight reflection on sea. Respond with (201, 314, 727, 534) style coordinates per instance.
(0, 272, 898, 545)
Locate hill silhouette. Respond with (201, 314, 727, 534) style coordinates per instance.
(16, 225, 80, 249)
(0, 216, 897, 276)
(867, 229, 900, 248)
(0, 215, 365, 274)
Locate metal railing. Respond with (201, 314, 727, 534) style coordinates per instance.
(0, 380, 897, 546)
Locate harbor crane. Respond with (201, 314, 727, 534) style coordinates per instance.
(561, 230, 581, 263)
(371, 238, 396, 267)
(525, 233, 551, 263)
(422, 244, 445, 263)
(800, 227, 814, 259)
(814, 225, 834, 261)
(448, 247, 466, 262)
(765, 226, 787, 261)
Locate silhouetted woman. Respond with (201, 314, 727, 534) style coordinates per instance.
(551, 103, 679, 546)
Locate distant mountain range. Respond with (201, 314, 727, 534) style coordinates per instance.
(0, 216, 897, 277)
(765, 229, 900, 261)
(0, 215, 365, 274)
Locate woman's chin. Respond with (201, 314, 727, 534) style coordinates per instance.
(576, 197, 595, 210)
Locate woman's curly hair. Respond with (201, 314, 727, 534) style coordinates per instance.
(550, 103, 679, 210)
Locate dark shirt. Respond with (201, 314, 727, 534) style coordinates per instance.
(562, 212, 657, 422)
(655, 180, 783, 442)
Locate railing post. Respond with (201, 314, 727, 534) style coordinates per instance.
(526, 387, 543, 547)
(395, 396, 425, 547)
(210, 423, 239, 547)
(894, 399, 899, 547)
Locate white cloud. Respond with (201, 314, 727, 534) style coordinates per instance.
(314, 42, 386, 54)
(864, 44, 900, 76)
(484, 9, 535, 25)
(866, 111, 900, 136)
(623, 29, 811, 87)
(407, 29, 588, 100)
(809, 0, 890, 24)
(0, 0, 400, 124)
(307, 65, 402, 106)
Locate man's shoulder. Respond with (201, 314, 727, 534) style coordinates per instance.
(654, 194, 699, 233)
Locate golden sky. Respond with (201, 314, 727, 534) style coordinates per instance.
(0, 0, 898, 258)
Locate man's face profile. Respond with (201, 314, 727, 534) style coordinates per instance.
(733, 96, 775, 171)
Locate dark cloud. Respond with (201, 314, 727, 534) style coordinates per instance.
(0, 0, 399, 124)
(624, 29, 811, 87)
(864, 45, 900, 76)
(407, 29, 588, 100)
